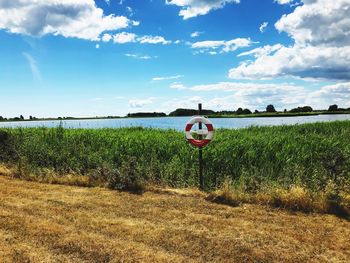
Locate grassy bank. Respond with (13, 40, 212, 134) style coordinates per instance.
(1, 121, 350, 214)
(1, 176, 349, 262)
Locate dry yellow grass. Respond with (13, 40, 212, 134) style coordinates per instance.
(0, 176, 350, 262)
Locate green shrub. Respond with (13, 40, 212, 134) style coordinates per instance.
(107, 157, 146, 194)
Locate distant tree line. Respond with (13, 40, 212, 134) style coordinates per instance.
(1, 104, 350, 122)
(127, 112, 167, 118)
(162, 104, 350, 117)
(0, 115, 38, 121)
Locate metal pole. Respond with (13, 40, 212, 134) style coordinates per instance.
(198, 103, 204, 190)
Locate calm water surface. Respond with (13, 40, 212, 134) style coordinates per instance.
(0, 114, 350, 131)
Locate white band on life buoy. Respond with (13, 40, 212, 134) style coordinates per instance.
(184, 116, 214, 147)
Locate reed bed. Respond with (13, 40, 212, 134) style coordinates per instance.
(1, 121, 349, 214)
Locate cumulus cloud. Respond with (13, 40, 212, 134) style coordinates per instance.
(230, 45, 350, 80)
(190, 82, 304, 108)
(152, 75, 184, 81)
(113, 32, 137, 43)
(166, 0, 240, 19)
(0, 0, 138, 41)
(192, 38, 252, 54)
(188, 81, 350, 110)
(229, 0, 350, 81)
(307, 82, 350, 108)
(275, 0, 350, 46)
(138, 35, 171, 44)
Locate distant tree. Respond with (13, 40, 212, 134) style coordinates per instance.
(328, 104, 338, 111)
(236, 108, 243, 115)
(242, 108, 252, 114)
(254, 110, 259, 114)
(290, 106, 313, 113)
(127, 112, 167, 118)
(29, 116, 33, 120)
(266, 104, 276, 113)
(169, 108, 215, 116)
(20, 115, 24, 120)
(0, 116, 3, 121)
(284, 109, 287, 113)
(215, 110, 236, 115)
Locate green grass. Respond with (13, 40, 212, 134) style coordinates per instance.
(0, 121, 350, 194)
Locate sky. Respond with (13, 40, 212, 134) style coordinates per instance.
(0, 0, 350, 118)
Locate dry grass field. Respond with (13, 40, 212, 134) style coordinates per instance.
(0, 175, 350, 263)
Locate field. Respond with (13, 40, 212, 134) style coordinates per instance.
(0, 175, 349, 262)
(1, 121, 350, 215)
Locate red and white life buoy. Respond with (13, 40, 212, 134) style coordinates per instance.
(185, 116, 214, 148)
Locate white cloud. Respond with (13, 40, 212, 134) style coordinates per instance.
(230, 45, 350, 80)
(190, 82, 302, 96)
(152, 75, 184, 81)
(192, 40, 224, 49)
(95, 44, 100, 49)
(102, 33, 112, 42)
(166, 0, 240, 19)
(191, 31, 203, 38)
(238, 44, 283, 58)
(192, 38, 252, 54)
(170, 82, 187, 90)
(259, 22, 268, 33)
(275, 0, 296, 5)
(0, 0, 139, 41)
(128, 98, 155, 108)
(229, 0, 350, 81)
(125, 53, 156, 60)
(126, 6, 133, 16)
(306, 82, 350, 108)
(137, 35, 171, 45)
(275, 0, 350, 46)
(188, 81, 350, 110)
(23, 52, 41, 80)
(102, 32, 171, 45)
(113, 32, 137, 43)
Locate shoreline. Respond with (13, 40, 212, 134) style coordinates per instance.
(1, 111, 350, 123)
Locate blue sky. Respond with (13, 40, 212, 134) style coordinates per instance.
(0, 0, 349, 118)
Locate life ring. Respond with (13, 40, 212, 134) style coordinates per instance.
(184, 116, 214, 148)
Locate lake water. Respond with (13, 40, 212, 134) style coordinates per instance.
(0, 114, 350, 131)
